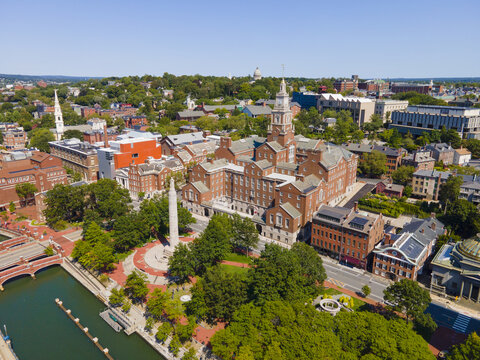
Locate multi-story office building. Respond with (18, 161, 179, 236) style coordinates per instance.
(311, 204, 385, 269)
(182, 80, 358, 245)
(391, 105, 480, 138)
(373, 217, 445, 281)
(374, 99, 408, 120)
(317, 94, 375, 126)
(49, 138, 100, 182)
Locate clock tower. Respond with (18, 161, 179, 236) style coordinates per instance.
(268, 79, 295, 158)
(54, 89, 64, 141)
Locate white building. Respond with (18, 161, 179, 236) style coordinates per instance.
(374, 99, 409, 120)
(453, 147, 472, 166)
(317, 93, 375, 126)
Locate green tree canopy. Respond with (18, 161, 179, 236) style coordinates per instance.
(359, 150, 387, 178)
(447, 332, 480, 360)
(383, 279, 431, 322)
(29, 128, 55, 152)
(392, 166, 415, 186)
(248, 242, 326, 304)
(124, 271, 149, 303)
(231, 214, 259, 256)
(211, 301, 435, 360)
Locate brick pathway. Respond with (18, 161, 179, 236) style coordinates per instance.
(220, 260, 251, 268)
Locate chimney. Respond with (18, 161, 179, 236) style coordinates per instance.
(384, 233, 393, 245)
(263, 102, 266, 107)
(431, 221, 436, 231)
(430, 212, 436, 219)
(103, 124, 109, 148)
(353, 201, 358, 212)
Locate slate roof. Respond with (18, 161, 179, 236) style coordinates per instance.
(425, 143, 454, 153)
(413, 169, 451, 179)
(318, 143, 355, 170)
(230, 136, 266, 154)
(281, 202, 302, 218)
(200, 158, 229, 171)
(341, 143, 404, 157)
(254, 159, 273, 170)
(177, 110, 205, 118)
(294, 135, 322, 151)
(192, 181, 210, 194)
(266, 141, 284, 152)
(203, 105, 236, 112)
(243, 105, 272, 116)
(276, 162, 297, 171)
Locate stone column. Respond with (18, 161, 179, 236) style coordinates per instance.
(460, 281, 464, 298)
(168, 177, 179, 249)
(468, 282, 473, 300)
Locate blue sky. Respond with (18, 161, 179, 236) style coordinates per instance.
(2, 0, 479, 78)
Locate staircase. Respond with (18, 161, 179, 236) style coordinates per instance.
(452, 313, 471, 333)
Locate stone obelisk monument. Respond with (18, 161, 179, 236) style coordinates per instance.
(168, 177, 179, 249)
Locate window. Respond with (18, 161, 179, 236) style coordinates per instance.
(132, 153, 139, 158)
(285, 219, 290, 227)
(270, 214, 274, 224)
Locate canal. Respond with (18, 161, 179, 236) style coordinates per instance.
(0, 266, 164, 360)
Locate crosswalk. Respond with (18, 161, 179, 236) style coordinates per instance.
(327, 277, 345, 287)
(452, 313, 471, 334)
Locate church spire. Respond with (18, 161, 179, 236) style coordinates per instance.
(54, 89, 64, 141)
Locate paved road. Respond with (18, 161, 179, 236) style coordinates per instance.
(322, 258, 390, 302)
(0, 243, 45, 268)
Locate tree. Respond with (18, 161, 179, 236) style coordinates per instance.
(146, 288, 169, 319)
(440, 199, 480, 238)
(109, 288, 126, 306)
(438, 176, 463, 207)
(15, 183, 38, 207)
(181, 347, 198, 360)
(169, 333, 181, 356)
(190, 214, 232, 274)
(8, 202, 15, 213)
(249, 243, 326, 304)
(63, 129, 83, 140)
(168, 243, 195, 283)
(112, 212, 150, 252)
(363, 114, 383, 133)
(211, 301, 434, 360)
(359, 150, 387, 178)
(155, 322, 173, 343)
(139, 195, 195, 238)
(124, 271, 149, 303)
(440, 127, 462, 148)
(392, 166, 415, 186)
(413, 313, 438, 341)
(189, 266, 248, 322)
(29, 128, 55, 152)
(231, 214, 259, 257)
(362, 285, 371, 297)
(383, 279, 431, 322)
(464, 138, 480, 159)
(447, 332, 480, 360)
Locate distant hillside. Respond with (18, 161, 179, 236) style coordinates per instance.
(0, 73, 102, 83)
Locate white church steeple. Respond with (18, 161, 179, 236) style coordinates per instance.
(54, 89, 64, 140)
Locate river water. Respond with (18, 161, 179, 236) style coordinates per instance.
(0, 266, 164, 360)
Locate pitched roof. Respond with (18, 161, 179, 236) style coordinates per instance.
(243, 105, 272, 116)
(294, 135, 322, 151)
(280, 202, 302, 218)
(230, 136, 266, 154)
(276, 162, 297, 171)
(192, 181, 210, 194)
(266, 141, 284, 152)
(455, 148, 471, 155)
(253, 159, 273, 170)
(319, 143, 354, 170)
(203, 105, 236, 112)
(177, 110, 205, 118)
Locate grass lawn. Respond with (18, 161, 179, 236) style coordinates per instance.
(224, 252, 253, 264)
(220, 264, 249, 276)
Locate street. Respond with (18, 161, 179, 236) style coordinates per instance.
(322, 259, 390, 302)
